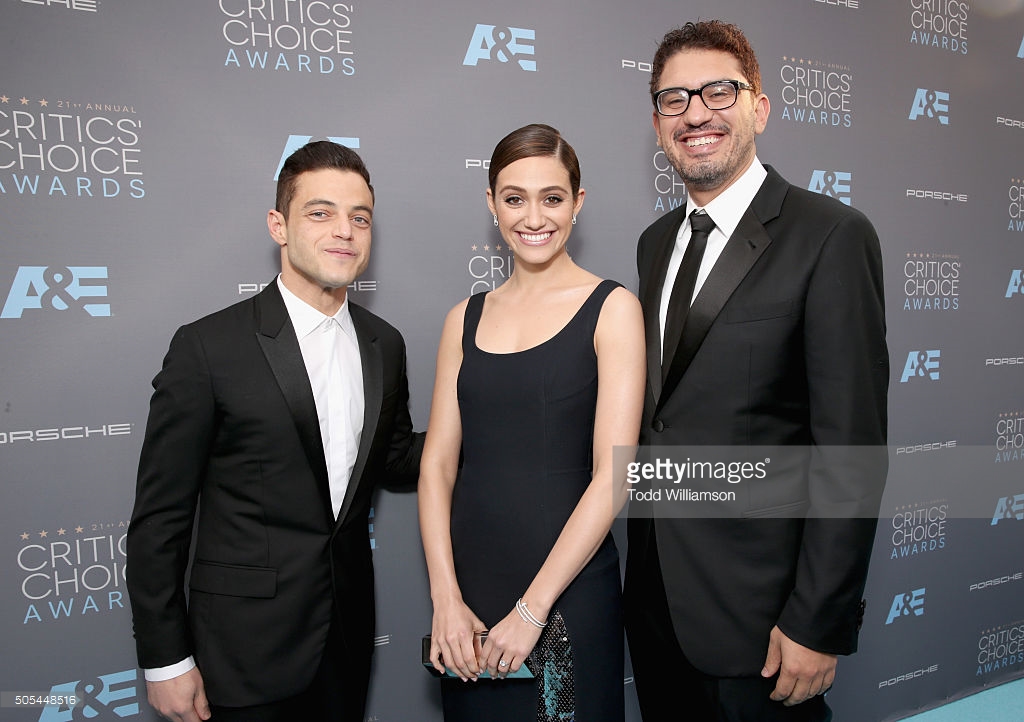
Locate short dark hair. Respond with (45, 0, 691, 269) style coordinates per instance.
(650, 20, 762, 102)
(275, 140, 374, 217)
(488, 124, 581, 199)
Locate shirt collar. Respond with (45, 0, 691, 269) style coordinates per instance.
(276, 275, 354, 341)
(686, 157, 767, 238)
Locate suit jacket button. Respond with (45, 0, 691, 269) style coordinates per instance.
(652, 420, 664, 433)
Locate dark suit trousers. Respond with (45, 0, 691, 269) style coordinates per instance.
(209, 606, 368, 722)
(625, 527, 831, 722)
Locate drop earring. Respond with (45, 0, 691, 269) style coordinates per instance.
(493, 215, 498, 227)
(571, 215, 577, 225)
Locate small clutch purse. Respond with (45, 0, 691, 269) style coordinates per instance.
(421, 634, 535, 678)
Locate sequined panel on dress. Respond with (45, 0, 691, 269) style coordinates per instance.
(535, 609, 574, 721)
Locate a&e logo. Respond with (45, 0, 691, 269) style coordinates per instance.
(808, 170, 851, 205)
(885, 587, 926, 625)
(991, 494, 1024, 525)
(1, 266, 110, 318)
(463, 24, 536, 71)
(909, 89, 949, 125)
(38, 668, 139, 721)
(1006, 270, 1024, 298)
(900, 350, 940, 382)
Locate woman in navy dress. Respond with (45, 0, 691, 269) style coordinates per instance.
(418, 124, 645, 721)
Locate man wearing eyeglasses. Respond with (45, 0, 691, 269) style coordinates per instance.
(625, 20, 888, 721)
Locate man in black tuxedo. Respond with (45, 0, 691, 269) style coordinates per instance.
(624, 21, 888, 721)
(127, 141, 422, 722)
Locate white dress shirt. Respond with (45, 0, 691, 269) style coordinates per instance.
(658, 158, 768, 362)
(145, 276, 364, 683)
(278, 275, 364, 518)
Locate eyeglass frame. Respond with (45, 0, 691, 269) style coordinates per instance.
(652, 79, 756, 117)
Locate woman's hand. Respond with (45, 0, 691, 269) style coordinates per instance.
(478, 605, 544, 678)
(430, 599, 487, 681)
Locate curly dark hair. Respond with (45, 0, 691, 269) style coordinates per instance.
(650, 20, 762, 104)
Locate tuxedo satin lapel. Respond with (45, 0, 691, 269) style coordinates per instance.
(336, 305, 382, 526)
(254, 284, 334, 525)
(642, 209, 686, 403)
(659, 171, 787, 407)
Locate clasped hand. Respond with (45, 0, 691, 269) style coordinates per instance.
(430, 600, 542, 680)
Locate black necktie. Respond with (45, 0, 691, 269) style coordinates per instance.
(662, 209, 715, 378)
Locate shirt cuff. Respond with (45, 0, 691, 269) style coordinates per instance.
(144, 657, 196, 682)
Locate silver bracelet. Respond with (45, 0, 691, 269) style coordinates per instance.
(516, 598, 547, 628)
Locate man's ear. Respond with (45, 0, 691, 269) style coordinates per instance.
(267, 209, 287, 248)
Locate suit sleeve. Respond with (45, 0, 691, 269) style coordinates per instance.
(776, 208, 889, 655)
(378, 334, 424, 491)
(127, 324, 215, 668)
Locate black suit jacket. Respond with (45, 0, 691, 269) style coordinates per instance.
(626, 166, 888, 677)
(126, 282, 422, 707)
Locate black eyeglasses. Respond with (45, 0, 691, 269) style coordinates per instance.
(653, 80, 755, 117)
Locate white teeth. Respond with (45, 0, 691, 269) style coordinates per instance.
(686, 136, 719, 147)
(520, 232, 551, 242)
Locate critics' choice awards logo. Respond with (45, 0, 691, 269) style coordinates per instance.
(779, 56, 852, 128)
(463, 24, 536, 71)
(1008, 178, 1024, 233)
(466, 240, 514, 294)
(977, 622, 1024, 677)
(885, 587, 925, 625)
(653, 150, 687, 212)
(220, 0, 355, 75)
(464, 159, 514, 292)
(807, 170, 850, 205)
(909, 0, 968, 55)
(0, 95, 144, 199)
(1, 266, 110, 319)
(903, 253, 959, 311)
(38, 669, 139, 721)
(890, 501, 947, 560)
(16, 524, 128, 625)
(909, 88, 949, 124)
(900, 349, 940, 382)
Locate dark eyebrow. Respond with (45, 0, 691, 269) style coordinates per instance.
(497, 184, 570, 195)
(302, 198, 337, 209)
(301, 199, 373, 217)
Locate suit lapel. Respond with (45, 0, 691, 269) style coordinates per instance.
(658, 168, 788, 407)
(336, 303, 382, 525)
(642, 208, 686, 403)
(254, 283, 334, 527)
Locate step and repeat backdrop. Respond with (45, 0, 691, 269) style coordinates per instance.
(2, 1, 1023, 720)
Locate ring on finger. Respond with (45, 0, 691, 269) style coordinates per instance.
(498, 660, 508, 668)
